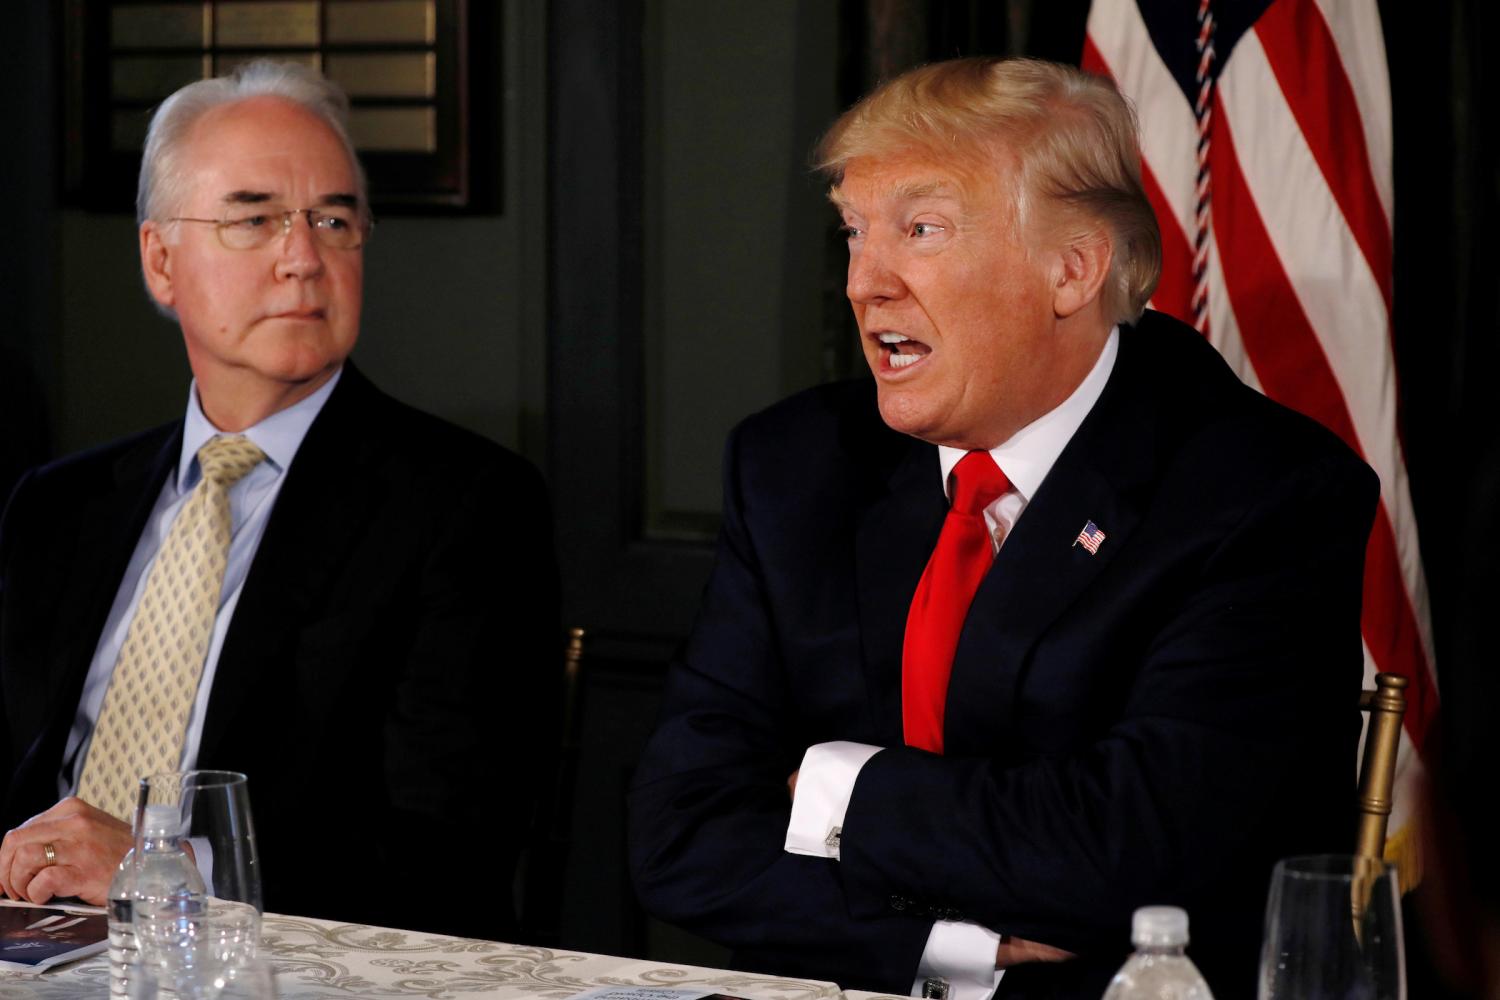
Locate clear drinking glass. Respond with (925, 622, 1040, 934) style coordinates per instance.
(128, 951, 276, 1000)
(132, 771, 263, 999)
(134, 770, 262, 912)
(135, 897, 261, 1000)
(216, 956, 277, 1000)
(130, 953, 277, 995)
(1258, 854, 1406, 999)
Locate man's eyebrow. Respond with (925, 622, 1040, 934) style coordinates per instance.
(827, 179, 957, 210)
(891, 179, 956, 201)
(217, 190, 360, 207)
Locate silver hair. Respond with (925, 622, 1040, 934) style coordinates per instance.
(136, 59, 368, 226)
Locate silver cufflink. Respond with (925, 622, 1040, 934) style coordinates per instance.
(921, 977, 950, 999)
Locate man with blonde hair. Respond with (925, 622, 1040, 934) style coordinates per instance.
(631, 58, 1375, 999)
(0, 61, 557, 939)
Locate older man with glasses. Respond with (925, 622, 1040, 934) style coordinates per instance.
(0, 61, 558, 941)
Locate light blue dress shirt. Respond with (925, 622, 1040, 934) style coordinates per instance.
(59, 369, 343, 797)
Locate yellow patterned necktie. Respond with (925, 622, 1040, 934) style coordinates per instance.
(78, 435, 266, 821)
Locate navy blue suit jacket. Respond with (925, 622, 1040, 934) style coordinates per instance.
(628, 312, 1378, 999)
(0, 364, 559, 940)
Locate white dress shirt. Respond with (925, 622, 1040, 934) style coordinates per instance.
(59, 369, 342, 798)
(783, 330, 1119, 1000)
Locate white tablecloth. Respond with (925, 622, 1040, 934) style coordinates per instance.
(1, 910, 848, 1000)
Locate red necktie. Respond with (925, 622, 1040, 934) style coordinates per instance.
(902, 450, 1011, 753)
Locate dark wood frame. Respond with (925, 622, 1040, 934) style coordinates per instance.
(60, 0, 498, 213)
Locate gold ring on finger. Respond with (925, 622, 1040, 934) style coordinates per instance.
(42, 842, 57, 867)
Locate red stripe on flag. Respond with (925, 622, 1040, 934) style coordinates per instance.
(1210, 94, 1437, 748)
(1139, 161, 1194, 324)
(1254, 0, 1394, 316)
(1080, 32, 1109, 76)
(1364, 507, 1438, 746)
(1080, 34, 1195, 324)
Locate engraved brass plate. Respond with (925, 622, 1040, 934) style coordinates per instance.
(111, 3, 211, 49)
(326, 53, 435, 98)
(326, 1, 436, 44)
(349, 106, 437, 152)
(217, 2, 320, 47)
(111, 55, 212, 101)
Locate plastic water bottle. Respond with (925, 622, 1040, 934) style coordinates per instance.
(107, 804, 206, 998)
(1101, 906, 1215, 1000)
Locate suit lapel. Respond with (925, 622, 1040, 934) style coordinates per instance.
(853, 431, 947, 746)
(59, 430, 183, 704)
(944, 328, 1164, 755)
(198, 367, 383, 762)
(8, 425, 179, 814)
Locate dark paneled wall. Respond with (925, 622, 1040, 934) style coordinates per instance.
(0, 3, 58, 501)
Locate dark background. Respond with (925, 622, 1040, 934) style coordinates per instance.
(2, 0, 1494, 993)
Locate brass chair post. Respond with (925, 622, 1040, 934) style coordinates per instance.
(561, 626, 586, 747)
(519, 626, 587, 945)
(1350, 672, 1407, 935)
(1355, 672, 1408, 865)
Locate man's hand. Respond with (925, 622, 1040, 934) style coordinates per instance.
(787, 769, 799, 801)
(996, 936, 1076, 967)
(0, 797, 132, 905)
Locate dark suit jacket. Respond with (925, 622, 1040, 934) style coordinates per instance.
(628, 312, 1378, 999)
(0, 364, 559, 940)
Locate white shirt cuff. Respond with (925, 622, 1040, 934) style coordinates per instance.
(912, 920, 1005, 1000)
(783, 741, 881, 859)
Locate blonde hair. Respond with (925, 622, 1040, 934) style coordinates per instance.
(817, 57, 1160, 324)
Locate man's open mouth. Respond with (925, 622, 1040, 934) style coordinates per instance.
(878, 332, 931, 369)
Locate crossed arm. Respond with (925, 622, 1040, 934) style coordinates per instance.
(785, 766, 1074, 970)
(629, 421, 1375, 992)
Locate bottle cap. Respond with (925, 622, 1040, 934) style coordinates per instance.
(140, 804, 182, 839)
(1131, 905, 1189, 947)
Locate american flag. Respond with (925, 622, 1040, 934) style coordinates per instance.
(1075, 520, 1106, 555)
(1083, 0, 1437, 879)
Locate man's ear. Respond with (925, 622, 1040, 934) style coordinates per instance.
(1052, 229, 1113, 319)
(139, 222, 176, 310)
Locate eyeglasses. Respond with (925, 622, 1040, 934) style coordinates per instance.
(168, 205, 372, 251)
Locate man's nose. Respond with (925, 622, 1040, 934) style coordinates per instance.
(845, 239, 903, 304)
(274, 211, 325, 279)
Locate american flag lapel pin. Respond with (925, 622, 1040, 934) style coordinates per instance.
(1073, 520, 1106, 555)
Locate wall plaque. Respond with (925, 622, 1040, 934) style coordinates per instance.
(65, 0, 494, 212)
(110, 4, 211, 49)
(216, 2, 322, 46)
(326, 0, 433, 43)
